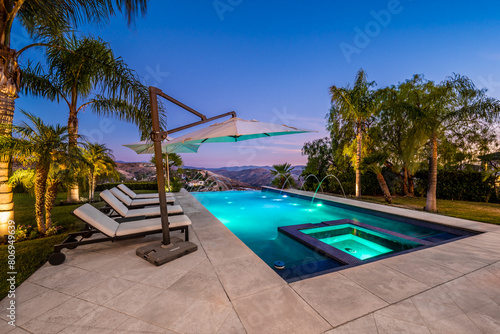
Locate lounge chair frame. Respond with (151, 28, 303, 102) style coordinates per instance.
(49, 212, 189, 265)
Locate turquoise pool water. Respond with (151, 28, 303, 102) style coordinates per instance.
(192, 190, 452, 274)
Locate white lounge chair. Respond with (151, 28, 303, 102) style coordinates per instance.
(100, 189, 183, 218)
(110, 187, 174, 207)
(118, 184, 174, 199)
(49, 204, 192, 265)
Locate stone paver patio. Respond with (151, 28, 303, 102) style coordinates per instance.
(2, 189, 500, 333)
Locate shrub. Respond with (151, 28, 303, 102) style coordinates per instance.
(414, 170, 497, 203)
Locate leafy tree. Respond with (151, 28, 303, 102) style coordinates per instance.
(82, 143, 117, 201)
(0, 0, 148, 225)
(0, 111, 77, 233)
(328, 68, 378, 197)
(396, 74, 500, 212)
(301, 137, 334, 191)
(270, 162, 296, 189)
(23, 34, 155, 201)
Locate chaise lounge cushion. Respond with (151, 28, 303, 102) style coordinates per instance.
(100, 189, 183, 218)
(115, 215, 191, 236)
(110, 187, 174, 206)
(117, 184, 174, 199)
(73, 204, 120, 237)
(73, 204, 192, 238)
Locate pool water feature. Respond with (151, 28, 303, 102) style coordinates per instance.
(192, 190, 477, 282)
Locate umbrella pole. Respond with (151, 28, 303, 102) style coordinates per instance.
(150, 89, 170, 246)
(166, 154, 170, 191)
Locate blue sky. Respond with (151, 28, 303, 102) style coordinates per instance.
(13, 0, 500, 167)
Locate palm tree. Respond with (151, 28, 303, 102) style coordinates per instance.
(270, 163, 296, 189)
(83, 143, 117, 201)
(22, 34, 155, 201)
(151, 152, 183, 191)
(361, 153, 392, 203)
(0, 111, 72, 233)
(0, 0, 148, 229)
(329, 69, 377, 198)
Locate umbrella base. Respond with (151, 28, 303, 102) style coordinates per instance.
(136, 237, 198, 266)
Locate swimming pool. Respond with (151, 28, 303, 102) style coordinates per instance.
(192, 189, 476, 281)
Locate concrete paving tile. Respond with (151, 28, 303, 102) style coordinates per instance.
(113, 316, 166, 333)
(213, 255, 284, 300)
(20, 318, 69, 334)
(73, 306, 129, 330)
(412, 246, 489, 274)
(485, 261, 500, 278)
(93, 256, 159, 282)
(141, 266, 188, 290)
(374, 313, 432, 334)
(133, 290, 196, 328)
(3, 328, 30, 334)
(291, 272, 387, 327)
(12, 281, 49, 305)
(199, 278, 232, 307)
(340, 262, 429, 304)
(54, 271, 109, 296)
(197, 233, 255, 265)
(233, 285, 331, 334)
(37, 297, 97, 325)
(381, 253, 462, 286)
(105, 283, 163, 315)
(78, 277, 135, 305)
(375, 299, 426, 326)
(441, 276, 496, 313)
(324, 314, 378, 334)
(16, 290, 71, 325)
(191, 258, 218, 279)
(465, 268, 500, 305)
(59, 325, 113, 334)
(167, 270, 217, 300)
(170, 299, 232, 334)
(149, 248, 206, 273)
(411, 286, 463, 322)
(29, 265, 89, 289)
(410, 287, 482, 334)
(25, 262, 69, 283)
(442, 243, 500, 265)
(0, 319, 15, 334)
(64, 250, 117, 270)
(465, 302, 500, 334)
(217, 310, 246, 334)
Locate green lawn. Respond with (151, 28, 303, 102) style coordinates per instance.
(358, 195, 500, 225)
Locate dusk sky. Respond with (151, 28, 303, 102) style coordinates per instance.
(12, 0, 500, 168)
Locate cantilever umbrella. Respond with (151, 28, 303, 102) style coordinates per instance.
(123, 140, 201, 189)
(165, 117, 314, 145)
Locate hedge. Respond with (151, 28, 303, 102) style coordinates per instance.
(95, 182, 158, 191)
(414, 170, 498, 203)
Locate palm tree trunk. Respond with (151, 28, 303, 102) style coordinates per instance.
(355, 122, 362, 198)
(91, 174, 96, 201)
(0, 46, 21, 234)
(67, 107, 79, 202)
(34, 164, 49, 233)
(375, 172, 392, 204)
(425, 133, 438, 212)
(402, 165, 410, 196)
(45, 180, 60, 230)
(408, 171, 415, 196)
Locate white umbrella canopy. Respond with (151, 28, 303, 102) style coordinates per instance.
(166, 117, 314, 145)
(123, 140, 201, 154)
(123, 140, 200, 190)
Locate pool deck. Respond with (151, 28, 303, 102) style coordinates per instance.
(2, 188, 500, 333)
